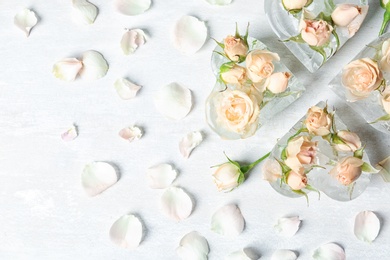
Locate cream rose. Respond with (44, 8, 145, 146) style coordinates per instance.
(285, 136, 317, 173)
(331, 4, 369, 38)
(333, 130, 362, 152)
(216, 89, 260, 137)
(299, 19, 333, 47)
(330, 156, 363, 186)
(265, 72, 291, 94)
(342, 58, 383, 101)
(381, 86, 390, 114)
(380, 39, 390, 73)
(304, 106, 332, 136)
(287, 169, 307, 190)
(282, 0, 308, 11)
(262, 158, 282, 182)
(221, 65, 247, 85)
(223, 35, 248, 62)
(246, 50, 280, 83)
(212, 162, 241, 192)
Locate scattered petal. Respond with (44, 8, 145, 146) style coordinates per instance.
(354, 211, 380, 243)
(205, 0, 232, 5)
(271, 249, 297, 260)
(172, 15, 207, 55)
(109, 214, 143, 249)
(274, 216, 301, 237)
(61, 125, 78, 141)
(14, 9, 38, 37)
(52, 58, 83, 81)
(79, 50, 109, 81)
(176, 231, 209, 260)
(179, 131, 203, 158)
(121, 29, 147, 55)
(81, 162, 118, 196)
(146, 163, 177, 189)
(160, 187, 193, 221)
(154, 82, 192, 120)
(312, 243, 345, 260)
(226, 248, 258, 260)
(72, 0, 98, 25)
(119, 126, 142, 142)
(211, 204, 245, 238)
(114, 78, 142, 99)
(115, 0, 151, 16)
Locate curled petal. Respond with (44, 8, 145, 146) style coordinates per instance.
(119, 126, 142, 142)
(114, 78, 141, 100)
(172, 16, 208, 55)
(160, 187, 193, 221)
(211, 204, 245, 238)
(271, 249, 297, 260)
(274, 216, 301, 237)
(176, 231, 209, 260)
(354, 211, 380, 243)
(14, 9, 38, 37)
(312, 243, 345, 260)
(61, 125, 78, 141)
(154, 82, 192, 120)
(109, 214, 143, 249)
(72, 0, 98, 25)
(146, 163, 177, 189)
(205, 0, 232, 5)
(179, 131, 203, 158)
(79, 50, 109, 81)
(121, 29, 147, 55)
(226, 248, 258, 260)
(115, 0, 151, 16)
(82, 162, 118, 196)
(53, 58, 83, 81)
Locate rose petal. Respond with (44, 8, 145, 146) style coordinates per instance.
(377, 156, 390, 182)
(115, 0, 151, 16)
(312, 243, 345, 260)
(211, 204, 245, 238)
(274, 216, 301, 237)
(226, 248, 258, 260)
(72, 0, 98, 25)
(271, 249, 297, 260)
(262, 158, 282, 182)
(176, 231, 209, 260)
(53, 58, 83, 81)
(160, 187, 193, 221)
(14, 9, 38, 37)
(154, 82, 192, 120)
(172, 16, 207, 55)
(119, 126, 142, 142)
(109, 214, 143, 249)
(79, 50, 109, 81)
(354, 211, 380, 243)
(114, 78, 142, 100)
(61, 125, 78, 142)
(121, 29, 147, 55)
(81, 162, 118, 196)
(205, 0, 233, 5)
(179, 131, 203, 158)
(146, 163, 177, 189)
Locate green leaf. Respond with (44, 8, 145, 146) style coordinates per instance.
(379, 10, 390, 36)
(237, 172, 245, 185)
(369, 114, 390, 124)
(243, 22, 250, 43)
(282, 34, 305, 44)
(213, 50, 228, 60)
(306, 184, 320, 200)
(353, 147, 364, 159)
(361, 162, 380, 173)
(305, 0, 313, 7)
(219, 62, 235, 74)
(281, 148, 287, 161)
(292, 189, 309, 206)
(286, 127, 308, 143)
(223, 152, 241, 169)
(211, 37, 225, 49)
(310, 46, 327, 65)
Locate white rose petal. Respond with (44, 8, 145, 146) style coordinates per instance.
(226, 248, 258, 260)
(271, 249, 297, 260)
(79, 50, 109, 81)
(205, 0, 233, 5)
(176, 231, 209, 260)
(53, 58, 83, 81)
(354, 211, 380, 243)
(146, 163, 177, 189)
(172, 16, 207, 55)
(274, 216, 301, 237)
(160, 187, 193, 221)
(61, 125, 78, 142)
(114, 78, 142, 100)
(72, 0, 98, 25)
(121, 29, 147, 55)
(154, 82, 192, 120)
(211, 204, 245, 238)
(14, 9, 38, 37)
(115, 0, 151, 16)
(81, 162, 118, 196)
(179, 131, 203, 158)
(119, 126, 142, 142)
(109, 214, 143, 249)
(312, 243, 345, 260)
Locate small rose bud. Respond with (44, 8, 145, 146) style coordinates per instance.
(265, 72, 291, 94)
(212, 162, 241, 192)
(299, 19, 333, 47)
(330, 156, 363, 186)
(333, 130, 362, 152)
(223, 35, 248, 62)
(304, 106, 332, 136)
(286, 170, 307, 190)
(331, 4, 361, 27)
(220, 65, 247, 85)
(282, 0, 308, 11)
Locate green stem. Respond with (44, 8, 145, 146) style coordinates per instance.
(379, 11, 390, 36)
(240, 152, 271, 173)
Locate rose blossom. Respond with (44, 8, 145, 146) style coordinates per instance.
(304, 106, 332, 136)
(380, 39, 390, 73)
(331, 4, 361, 27)
(287, 169, 307, 190)
(334, 130, 362, 152)
(341, 58, 383, 101)
(381, 86, 390, 114)
(285, 136, 317, 173)
(212, 162, 241, 192)
(223, 35, 248, 62)
(265, 72, 291, 94)
(246, 50, 280, 83)
(282, 0, 308, 11)
(220, 65, 247, 85)
(330, 156, 363, 185)
(299, 19, 333, 47)
(262, 158, 282, 182)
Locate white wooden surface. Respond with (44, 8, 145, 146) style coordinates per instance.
(0, 0, 389, 259)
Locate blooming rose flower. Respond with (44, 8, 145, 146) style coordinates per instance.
(342, 58, 383, 101)
(282, 0, 308, 11)
(330, 156, 363, 185)
(285, 136, 317, 173)
(334, 130, 362, 152)
(220, 65, 247, 85)
(381, 86, 390, 114)
(216, 89, 261, 137)
(265, 72, 291, 94)
(332, 4, 361, 27)
(380, 39, 390, 73)
(299, 19, 333, 47)
(223, 35, 248, 62)
(262, 158, 282, 182)
(212, 162, 241, 192)
(246, 50, 280, 83)
(287, 169, 307, 190)
(304, 106, 332, 136)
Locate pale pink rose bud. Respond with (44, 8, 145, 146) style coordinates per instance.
(345, 5, 368, 37)
(380, 39, 390, 73)
(331, 4, 361, 27)
(220, 65, 247, 85)
(223, 36, 248, 62)
(212, 162, 241, 192)
(262, 159, 282, 182)
(282, 0, 308, 11)
(287, 170, 307, 190)
(299, 19, 333, 47)
(304, 106, 332, 136)
(381, 87, 390, 114)
(246, 50, 280, 83)
(265, 72, 291, 94)
(285, 136, 317, 174)
(330, 156, 363, 186)
(334, 130, 362, 152)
